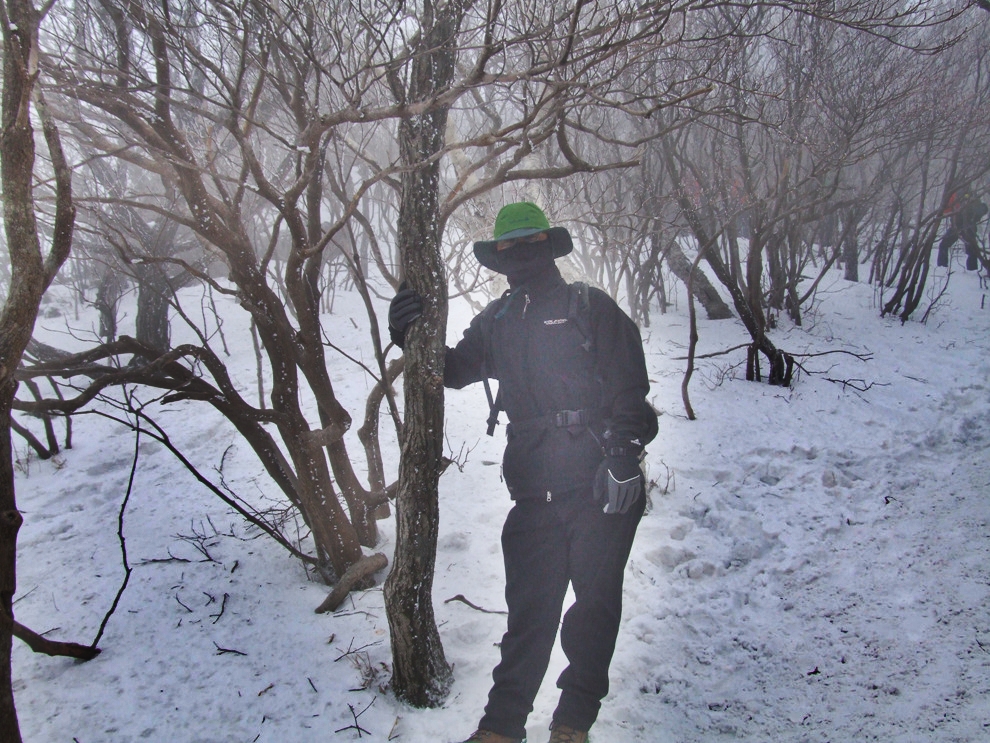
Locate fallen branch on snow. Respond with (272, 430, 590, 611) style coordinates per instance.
(314, 553, 388, 614)
(444, 594, 507, 615)
(11, 618, 100, 661)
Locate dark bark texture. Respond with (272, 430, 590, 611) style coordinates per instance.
(383, 0, 466, 708)
(0, 1, 76, 738)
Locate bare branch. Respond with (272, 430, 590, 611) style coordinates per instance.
(443, 594, 508, 616)
(10, 618, 100, 661)
(314, 553, 388, 614)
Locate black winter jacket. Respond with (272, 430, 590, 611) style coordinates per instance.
(444, 267, 657, 500)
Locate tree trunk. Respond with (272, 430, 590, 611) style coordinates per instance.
(664, 239, 733, 320)
(384, 120, 454, 703)
(1, 1, 76, 738)
(94, 268, 122, 342)
(134, 264, 171, 351)
(843, 226, 860, 283)
(0, 385, 23, 742)
(384, 2, 464, 708)
(661, 140, 792, 383)
(881, 222, 938, 321)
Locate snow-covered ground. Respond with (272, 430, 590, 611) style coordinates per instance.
(11, 261, 990, 742)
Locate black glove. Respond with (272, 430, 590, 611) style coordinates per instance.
(593, 448, 643, 515)
(388, 284, 423, 349)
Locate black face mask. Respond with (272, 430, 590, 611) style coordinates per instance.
(496, 243, 554, 285)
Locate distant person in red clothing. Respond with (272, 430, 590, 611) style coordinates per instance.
(937, 191, 988, 270)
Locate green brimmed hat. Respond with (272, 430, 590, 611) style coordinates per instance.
(473, 202, 573, 270)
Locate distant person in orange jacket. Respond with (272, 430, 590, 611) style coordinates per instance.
(937, 191, 988, 270)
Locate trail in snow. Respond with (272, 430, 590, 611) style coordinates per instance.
(602, 368, 990, 743)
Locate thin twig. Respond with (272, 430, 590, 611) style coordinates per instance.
(676, 345, 872, 363)
(333, 638, 384, 663)
(443, 594, 508, 615)
(821, 377, 886, 392)
(210, 593, 229, 624)
(86, 405, 318, 565)
(673, 342, 751, 361)
(90, 399, 140, 648)
(137, 552, 191, 565)
(682, 245, 704, 420)
(213, 641, 247, 656)
(334, 698, 376, 736)
(388, 717, 401, 741)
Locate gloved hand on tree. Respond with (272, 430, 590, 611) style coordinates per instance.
(388, 283, 423, 349)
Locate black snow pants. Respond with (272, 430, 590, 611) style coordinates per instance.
(937, 226, 980, 270)
(478, 486, 644, 739)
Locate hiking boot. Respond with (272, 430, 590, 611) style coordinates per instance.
(458, 730, 524, 743)
(548, 721, 588, 743)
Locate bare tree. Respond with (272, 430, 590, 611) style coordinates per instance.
(877, 31, 990, 320)
(624, 5, 977, 385)
(0, 0, 77, 739)
(39, 0, 402, 582)
(383, 0, 465, 707)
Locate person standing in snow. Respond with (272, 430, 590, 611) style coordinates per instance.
(388, 202, 659, 743)
(937, 191, 988, 270)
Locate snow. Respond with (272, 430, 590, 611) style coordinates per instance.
(11, 265, 990, 743)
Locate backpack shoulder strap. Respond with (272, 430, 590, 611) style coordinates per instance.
(481, 289, 512, 436)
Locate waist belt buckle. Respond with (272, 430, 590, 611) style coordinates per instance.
(554, 409, 586, 428)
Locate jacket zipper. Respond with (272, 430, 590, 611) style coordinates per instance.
(523, 289, 544, 500)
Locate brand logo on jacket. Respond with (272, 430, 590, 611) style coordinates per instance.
(544, 318, 568, 326)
